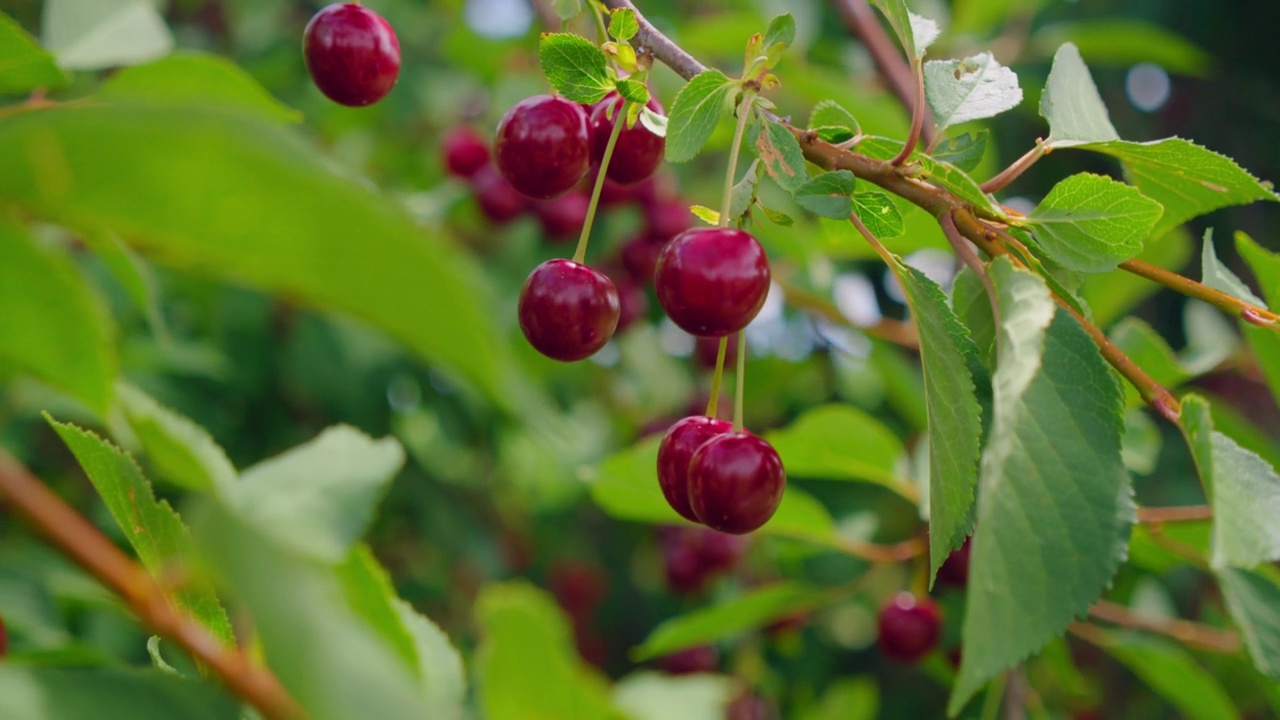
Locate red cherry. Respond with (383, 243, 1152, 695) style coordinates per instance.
(620, 234, 666, 284)
(303, 3, 400, 107)
(654, 227, 771, 338)
(614, 278, 649, 333)
(533, 192, 589, 242)
(548, 561, 609, 619)
(659, 645, 719, 675)
(696, 529, 749, 572)
(657, 415, 732, 522)
(726, 691, 775, 720)
(645, 196, 692, 240)
(877, 593, 942, 663)
(688, 432, 785, 534)
(0, 614, 6, 657)
(469, 164, 527, 224)
(694, 334, 738, 370)
(442, 126, 490, 178)
(518, 259, 619, 362)
(589, 93, 666, 185)
(663, 540, 708, 594)
(935, 536, 972, 589)
(495, 95, 591, 200)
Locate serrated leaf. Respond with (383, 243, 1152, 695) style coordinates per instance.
(793, 170, 855, 219)
(950, 258, 1132, 714)
(42, 0, 172, 71)
(924, 52, 1023, 131)
(763, 14, 796, 50)
(757, 119, 810, 193)
(539, 33, 612, 104)
(396, 600, 467, 719)
(97, 51, 299, 123)
(614, 78, 649, 106)
(932, 130, 988, 172)
(890, 261, 986, 582)
(0, 217, 116, 415)
(858, 136, 1005, 218)
(866, 0, 935, 60)
(665, 69, 739, 163)
(851, 190, 906, 238)
(632, 583, 825, 660)
(0, 11, 69, 94)
(1216, 567, 1280, 680)
(1024, 172, 1163, 273)
(1200, 229, 1267, 308)
(909, 12, 941, 57)
(808, 99, 860, 142)
(1093, 632, 1241, 720)
(607, 8, 638, 41)
(115, 382, 237, 493)
(0, 666, 238, 719)
(47, 416, 234, 644)
(728, 159, 761, 222)
(763, 403, 907, 491)
(1040, 43, 1119, 147)
(1180, 395, 1280, 570)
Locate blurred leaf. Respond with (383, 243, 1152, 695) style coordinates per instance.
(764, 403, 906, 489)
(866, 0, 936, 60)
(115, 382, 237, 493)
(793, 171, 855, 219)
(1032, 21, 1212, 77)
(665, 69, 738, 162)
(42, 0, 172, 70)
(47, 416, 233, 644)
(951, 258, 1132, 713)
(475, 582, 621, 720)
(539, 32, 612, 104)
(1094, 632, 1240, 720)
(951, 0, 1044, 36)
(1201, 230, 1267, 307)
(1128, 520, 1210, 574)
(762, 14, 797, 51)
(80, 230, 167, 340)
(613, 672, 736, 720)
(633, 583, 827, 660)
(0, 216, 116, 415)
(808, 99, 860, 142)
(851, 191, 905, 238)
(1180, 395, 1280, 569)
(0, 666, 237, 719)
(932, 131, 988, 173)
(1216, 567, 1280, 680)
(1108, 319, 1188, 406)
(1024, 173, 1163, 273)
(1040, 43, 1120, 148)
(97, 51, 300, 123)
(924, 53, 1023, 131)
(1080, 227, 1193, 328)
(0, 11, 69, 94)
(797, 677, 880, 720)
(1120, 407, 1162, 476)
(757, 120, 810, 194)
(554, 0, 583, 22)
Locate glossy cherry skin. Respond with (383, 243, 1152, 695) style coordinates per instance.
(495, 95, 591, 200)
(303, 4, 400, 107)
(533, 191, 589, 242)
(654, 227, 771, 338)
(935, 536, 972, 589)
(469, 164, 527, 224)
(657, 415, 732, 522)
(442, 126, 490, 178)
(877, 593, 942, 663)
(518, 260, 619, 362)
(590, 94, 665, 185)
(688, 432, 785, 534)
(659, 645, 719, 675)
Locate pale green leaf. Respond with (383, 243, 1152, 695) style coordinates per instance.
(908, 12, 940, 57)
(115, 382, 237, 493)
(80, 229, 167, 340)
(793, 171, 855, 219)
(1040, 42, 1119, 148)
(1032, 21, 1212, 77)
(614, 78, 649, 106)
(1080, 227, 1194, 327)
(0, 11, 69, 94)
(1237, 232, 1280, 404)
(665, 69, 739, 163)
(1217, 567, 1280, 680)
(932, 131, 988, 172)
(1108, 318, 1189, 407)
(865, 0, 937, 60)
(763, 403, 906, 490)
(395, 600, 467, 720)
(607, 9, 638, 42)
(42, 0, 172, 70)
(797, 677, 880, 720)
(613, 672, 737, 720)
(554, 0, 583, 22)
(851, 190, 906, 238)
(98, 51, 299, 122)
(1096, 632, 1241, 720)
(633, 583, 827, 660)
(539, 32, 612, 104)
(808, 99, 860, 143)
(757, 119, 810, 193)
(1025, 172, 1163, 273)
(1201, 230, 1267, 308)
(924, 52, 1022, 131)
(763, 14, 797, 51)
(0, 666, 238, 720)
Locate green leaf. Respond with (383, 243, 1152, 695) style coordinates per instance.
(554, 0, 583, 22)
(756, 119, 811, 193)
(689, 205, 719, 225)
(1081, 226, 1194, 327)
(1201, 230, 1267, 307)
(1024, 172, 1163, 273)
(396, 599, 467, 719)
(476, 582, 621, 720)
(1040, 42, 1119, 148)
(665, 69, 739, 163)
(851, 191, 906, 238)
(42, 0, 172, 70)
(47, 416, 234, 644)
(235, 425, 405, 563)
(539, 32, 613, 104)
(867, 0, 937, 60)
(728, 159, 762, 222)
(1180, 395, 1280, 570)
(924, 52, 1023, 131)
(607, 8, 638, 42)
(613, 672, 737, 720)
(80, 229, 167, 340)
(793, 171, 855, 219)
(115, 382, 237, 493)
(0, 217, 116, 415)
(614, 78, 649, 106)
(808, 99, 860, 142)
(797, 677, 880, 720)
(0, 11, 69, 94)
(1108, 319, 1188, 406)
(858, 136, 1005, 219)
(1032, 21, 1212, 77)
(0, 103, 522, 415)
(891, 261, 986, 582)
(1236, 231, 1280, 301)
(1094, 632, 1241, 720)
(763, 403, 907, 490)
(633, 582, 826, 660)
(950, 258, 1132, 714)
(0, 666, 238, 720)
(763, 14, 797, 50)
(97, 51, 299, 122)
(932, 131, 988, 172)
(1216, 567, 1280, 680)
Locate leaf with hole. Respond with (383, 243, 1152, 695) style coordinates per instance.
(924, 52, 1023, 131)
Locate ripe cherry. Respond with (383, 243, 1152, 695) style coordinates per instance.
(688, 432, 785, 534)
(533, 192, 589, 242)
(645, 196, 692, 240)
(469, 164, 527, 224)
(655, 227, 771, 338)
(935, 536, 972, 589)
(657, 415, 732, 522)
(589, 93, 666, 185)
(620, 234, 666, 284)
(303, 3, 400, 107)
(659, 645, 719, 675)
(442, 126, 490, 178)
(694, 334, 738, 370)
(877, 593, 942, 663)
(495, 95, 591, 200)
(518, 260, 619, 362)
(0, 613, 6, 657)
(613, 278, 648, 333)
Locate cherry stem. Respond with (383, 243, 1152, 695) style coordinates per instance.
(720, 91, 758, 227)
(979, 141, 1046, 195)
(572, 99, 631, 265)
(1135, 505, 1212, 524)
(1077, 600, 1242, 654)
(890, 64, 925, 166)
(705, 336, 729, 418)
(1120, 258, 1279, 327)
(732, 330, 746, 431)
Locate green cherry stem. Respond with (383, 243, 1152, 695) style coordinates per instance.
(704, 336, 729, 418)
(571, 99, 631, 265)
(718, 89, 758, 227)
(732, 330, 747, 431)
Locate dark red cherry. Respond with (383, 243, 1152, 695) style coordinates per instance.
(877, 593, 941, 663)
(614, 278, 648, 333)
(620, 234, 666, 284)
(696, 529, 749, 572)
(303, 3, 400, 107)
(694, 334, 738, 370)
(518, 260, 619, 361)
(0, 613, 6, 657)
(655, 227, 771, 338)
(590, 93, 666, 185)
(935, 536, 972, 589)
(688, 432, 785, 534)
(663, 540, 708, 594)
(645, 196, 692, 240)
(469, 164, 527, 224)
(657, 415, 732, 522)
(442, 126, 490, 178)
(495, 95, 591, 200)
(659, 645, 719, 675)
(533, 192, 589, 242)
(547, 560, 609, 619)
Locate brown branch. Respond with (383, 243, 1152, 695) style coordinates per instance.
(0, 450, 306, 720)
(837, 536, 927, 563)
(1079, 600, 1242, 654)
(1121, 258, 1279, 327)
(891, 66, 926, 165)
(979, 142, 1047, 195)
(597, 0, 707, 80)
(1135, 505, 1213, 524)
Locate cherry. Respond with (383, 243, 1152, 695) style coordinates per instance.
(303, 3, 400, 107)
(663, 539, 708, 594)
(657, 415, 732, 522)
(935, 536, 972, 589)
(620, 234, 666, 284)
(688, 432, 785, 534)
(0, 613, 6, 657)
(659, 645, 719, 675)
(696, 529, 749, 572)
(877, 592, 942, 663)
(589, 93, 666, 185)
(547, 560, 609, 620)
(614, 278, 649, 333)
(469, 164, 527, 224)
(442, 126, 490, 178)
(645, 196, 693, 240)
(726, 691, 775, 720)
(495, 95, 591, 200)
(694, 334, 738, 370)
(655, 227, 771, 338)
(519, 260, 619, 361)
(533, 192, 589, 242)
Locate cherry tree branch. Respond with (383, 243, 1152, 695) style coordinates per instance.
(1120, 258, 1279, 327)
(0, 450, 306, 720)
(1135, 505, 1213, 524)
(1079, 600, 1242, 654)
(980, 142, 1047, 194)
(597, 0, 707, 79)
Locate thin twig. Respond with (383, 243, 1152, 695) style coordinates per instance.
(0, 450, 306, 720)
(597, 0, 707, 79)
(891, 67, 926, 166)
(1078, 600, 1242, 654)
(1003, 666, 1028, 720)
(1135, 505, 1213, 524)
(837, 536, 927, 563)
(774, 272, 919, 349)
(979, 142, 1047, 194)
(1121, 258, 1279, 327)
